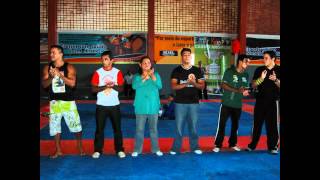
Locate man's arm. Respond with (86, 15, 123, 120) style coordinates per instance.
(42, 65, 53, 88)
(188, 78, 205, 90)
(220, 82, 244, 93)
(171, 78, 187, 90)
(252, 69, 267, 89)
(92, 85, 108, 93)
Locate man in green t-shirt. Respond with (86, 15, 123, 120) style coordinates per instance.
(213, 54, 250, 153)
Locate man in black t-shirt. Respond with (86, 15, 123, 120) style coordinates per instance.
(246, 51, 280, 155)
(169, 48, 205, 155)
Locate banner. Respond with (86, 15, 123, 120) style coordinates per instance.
(194, 37, 232, 95)
(154, 35, 194, 64)
(58, 33, 147, 64)
(246, 38, 280, 65)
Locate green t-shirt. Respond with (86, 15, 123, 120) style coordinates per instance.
(221, 66, 249, 108)
(132, 72, 162, 114)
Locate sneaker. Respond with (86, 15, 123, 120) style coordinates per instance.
(118, 151, 126, 158)
(155, 151, 163, 156)
(212, 147, 220, 153)
(131, 152, 138, 157)
(231, 146, 241, 151)
(269, 149, 279, 155)
(194, 149, 202, 154)
(92, 152, 100, 159)
(169, 151, 176, 155)
(245, 147, 253, 152)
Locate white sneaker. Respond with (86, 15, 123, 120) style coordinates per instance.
(231, 146, 241, 151)
(213, 147, 220, 153)
(92, 152, 100, 159)
(169, 151, 176, 155)
(131, 152, 138, 157)
(194, 149, 202, 154)
(155, 151, 163, 156)
(269, 149, 279, 154)
(118, 151, 126, 158)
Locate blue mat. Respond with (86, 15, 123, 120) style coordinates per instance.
(40, 102, 266, 140)
(40, 151, 279, 180)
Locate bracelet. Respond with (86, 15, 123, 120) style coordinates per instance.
(255, 78, 264, 85)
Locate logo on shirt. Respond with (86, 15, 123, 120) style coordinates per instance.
(52, 71, 66, 93)
(242, 77, 247, 83)
(232, 75, 239, 83)
(102, 75, 115, 86)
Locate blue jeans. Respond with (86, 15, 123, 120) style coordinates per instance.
(134, 114, 160, 153)
(171, 103, 199, 152)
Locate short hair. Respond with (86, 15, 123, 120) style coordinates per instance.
(236, 54, 249, 66)
(180, 48, 192, 56)
(101, 50, 113, 59)
(263, 50, 276, 60)
(50, 45, 64, 55)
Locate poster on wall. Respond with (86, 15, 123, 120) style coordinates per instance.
(194, 36, 232, 95)
(40, 33, 48, 62)
(246, 37, 280, 65)
(58, 33, 147, 64)
(154, 34, 195, 64)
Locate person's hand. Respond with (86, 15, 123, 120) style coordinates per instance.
(242, 89, 249, 96)
(261, 70, 267, 79)
(238, 86, 245, 93)
(106, 81, 115, 88)
(53, 68, 61, 77)
(148, 68, 154, 76)
(49, 66, 55, 78)
(269, 71, 277, 81)
(149, 68, 156, 81)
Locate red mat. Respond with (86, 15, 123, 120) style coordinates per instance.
(40, 136, 269, 156)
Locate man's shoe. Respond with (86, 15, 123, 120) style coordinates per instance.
(92, 152, 100, 159)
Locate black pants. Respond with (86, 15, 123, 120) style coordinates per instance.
(214, 105, 242, 148)
(198, 81, 208, 99)
(248, 99, 279, 151)
(94, 105, 124, 153)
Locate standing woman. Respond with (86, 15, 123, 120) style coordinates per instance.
(131, 56, 163, 157)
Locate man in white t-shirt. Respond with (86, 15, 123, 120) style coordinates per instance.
(91, 50, 126, 159)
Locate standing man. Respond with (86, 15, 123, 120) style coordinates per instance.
(170, 48, 205, 155)
(42, 45, 84, 158)
(213, 54, 250, 153)
(246, 51, 280, 154)
(91, 50, 126, 158)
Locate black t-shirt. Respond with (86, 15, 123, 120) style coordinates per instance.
(48, 62, 75, 101)
(252, 65, 280, 101)
(171, 65, 204, 104)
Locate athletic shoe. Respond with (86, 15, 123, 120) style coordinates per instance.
(118, 151, 126, 158)
(269, 149, 279, 155)
(131, 152, 138, 157)
(194, 149, 202, 154)
(231, 146, 241, 151)
(212, 147, 220, 153)
(92, 152, 100, 159)
(169, 151, 176, 155)
(155, 151, 163, 156)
